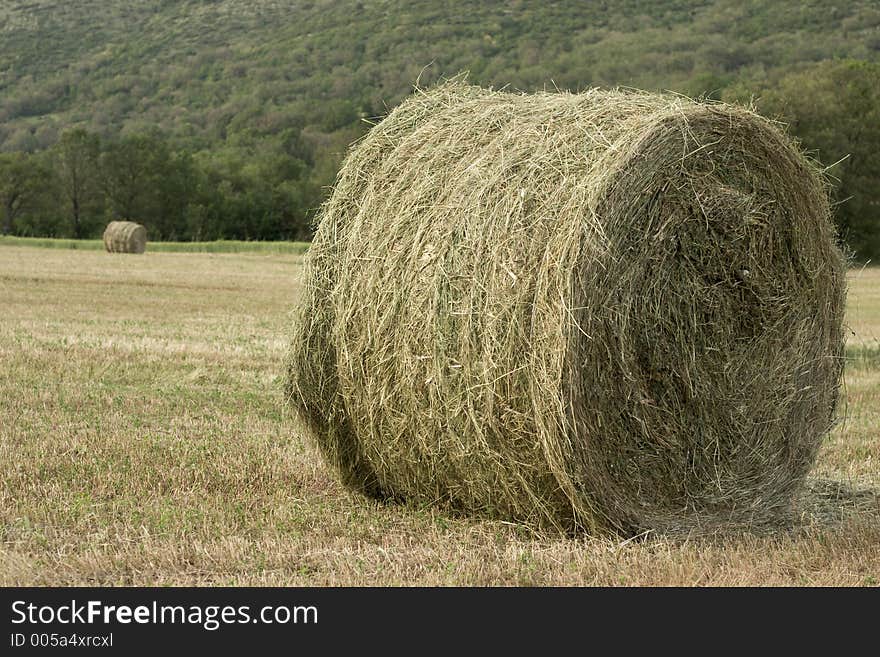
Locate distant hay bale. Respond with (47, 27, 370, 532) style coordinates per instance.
(286, 83, 846, 535)
(103, 221, 147, 254)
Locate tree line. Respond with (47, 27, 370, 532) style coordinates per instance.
(0, 127, 321, 242)
(1, 60, 879, 257)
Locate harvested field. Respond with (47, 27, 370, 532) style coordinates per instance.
(0, 246, 878, 585)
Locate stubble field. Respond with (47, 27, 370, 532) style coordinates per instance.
(1, 246, 878, 585)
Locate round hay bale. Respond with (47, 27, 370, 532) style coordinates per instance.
(286, 83, 846, 535)
(103, 220, 147, 254)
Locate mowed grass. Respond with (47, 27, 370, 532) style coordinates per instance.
(1, 246, 878, 586)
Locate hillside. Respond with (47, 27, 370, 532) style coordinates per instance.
(3, 0, 879, 147)
(1, 0, 879, 252)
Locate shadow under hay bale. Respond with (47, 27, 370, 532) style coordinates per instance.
(103, 220, 147, 254)
(286, 82, 846, 535)
(798, 478, 880, 527)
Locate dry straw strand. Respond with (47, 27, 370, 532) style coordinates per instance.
(286, 82, 846, 536)
(103, 220, 147, 254)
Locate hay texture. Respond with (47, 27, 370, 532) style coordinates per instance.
(286, 83, 846, 535)
(103, 221, 147, 254)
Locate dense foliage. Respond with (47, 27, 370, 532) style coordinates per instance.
(0, 0, 878, 255)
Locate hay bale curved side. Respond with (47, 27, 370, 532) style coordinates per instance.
(286, 83, 846, 534)
(103, 221, 147, 254)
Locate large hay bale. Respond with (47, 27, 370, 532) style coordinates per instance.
(286, 83, 846, 535)
(103, 220, 147, 254)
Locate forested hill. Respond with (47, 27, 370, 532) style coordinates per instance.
(1, 1, 879, 255)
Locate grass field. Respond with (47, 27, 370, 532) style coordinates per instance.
(1, 246, 878, 586)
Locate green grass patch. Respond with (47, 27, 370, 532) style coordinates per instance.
(0, 235, 310, 254)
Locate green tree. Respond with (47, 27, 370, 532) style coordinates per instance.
(101, 135, 152, 222)
(728, 60, 880, 259)
(149, 149, 198, 240)
(0, 152, 49, 235)
(101, 132, 200, 240)
(54, 128, 101, 238)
